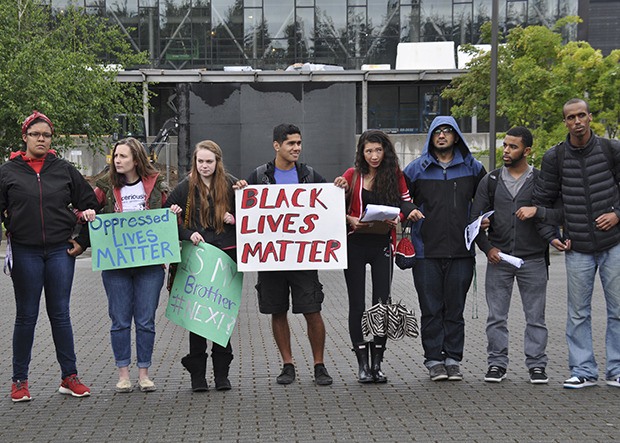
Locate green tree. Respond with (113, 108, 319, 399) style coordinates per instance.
(592, 49, 620, 139)
(442, 16, 619, 165)
(0, 0, 148, 155)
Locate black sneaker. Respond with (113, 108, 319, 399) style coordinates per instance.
(446, 365, 463, 381)
(529, 367, 548, 384)
(314, 364, 333, 386)
(484, 365, 507, 383)
(563, 376, 597, 389)
(429, 364, 448, 381)
(276, 364, 296, 385)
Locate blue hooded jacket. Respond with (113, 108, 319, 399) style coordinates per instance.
(403, 116, 486, 259)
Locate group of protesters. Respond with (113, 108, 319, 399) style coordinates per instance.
(1, 98, 619, 403)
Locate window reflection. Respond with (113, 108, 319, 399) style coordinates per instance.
(506, 0, 528, 32)
(40, 0, 580, 69)
(296, 7, 315, 57)
(400, 4, 421, 42)
(452, 3, 473, 46)
(51, 0, 80, 13)
(264, 0, 294, 38)
(109, 0, 138, 16)
(420, 1, 452, 42)
(244, 7, 264, 61)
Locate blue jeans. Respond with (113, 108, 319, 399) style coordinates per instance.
(102, 265, 165, 368)
(11, 242, 78, 381)
(413, 257, 474, 368)
(485, 257, 548, 369)
(565, 243, 620, 380)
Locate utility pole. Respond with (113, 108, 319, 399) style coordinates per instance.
(489, 0, 499, 170)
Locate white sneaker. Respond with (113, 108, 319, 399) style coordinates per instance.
(606, 376, 620, 388)
(563, 376, 597, 389)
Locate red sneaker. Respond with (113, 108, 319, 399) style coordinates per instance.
(58, 375, 91, 397)
(11, 380, 32, 402)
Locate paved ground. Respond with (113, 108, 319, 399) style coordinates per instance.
(0, 248, 617, 442)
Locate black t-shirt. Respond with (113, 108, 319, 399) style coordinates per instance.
(349, 188, 391, 247)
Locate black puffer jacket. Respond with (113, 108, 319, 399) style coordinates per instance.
(533, 132, 620, 253)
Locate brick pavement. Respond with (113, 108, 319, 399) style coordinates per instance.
(0, 250, 617, 442)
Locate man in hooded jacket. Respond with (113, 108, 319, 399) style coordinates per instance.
(403, 116, 486, 381)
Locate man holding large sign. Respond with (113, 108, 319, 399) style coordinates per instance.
(234, 123, 348, 387)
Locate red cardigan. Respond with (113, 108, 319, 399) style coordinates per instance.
(343, 167, 413, 247)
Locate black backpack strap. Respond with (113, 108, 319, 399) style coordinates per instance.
(600, 138, 619, 183)
(304, 165, 316, 183)
(487, 168, 501, 209)
(255, 163, 269, 184)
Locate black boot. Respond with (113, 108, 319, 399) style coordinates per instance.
(212, 346, 234, 391)
(353, 343, 374, 383)
(370, 342, 388, 383)
(181, 354, 208, 392)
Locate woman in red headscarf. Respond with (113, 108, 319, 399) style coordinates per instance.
(0, 111, 98, 402)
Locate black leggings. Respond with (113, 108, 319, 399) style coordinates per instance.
(344, 240, 393, 345)
(188, 332, 232, 359)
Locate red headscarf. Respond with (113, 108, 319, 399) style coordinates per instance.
(22, 111, 54, 135)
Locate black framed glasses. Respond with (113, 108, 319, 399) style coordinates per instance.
(432, 127, 454, 136)
(27, 132, 53, 139)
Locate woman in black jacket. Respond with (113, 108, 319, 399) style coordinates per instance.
(0, 111, 98, 402)
(165, 140, 237, 392)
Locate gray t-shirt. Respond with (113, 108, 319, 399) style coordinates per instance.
(501, 165, 533, 198)
(438, 159, 453, 169)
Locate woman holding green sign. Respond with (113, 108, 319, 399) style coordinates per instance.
(86, 137, 169, 393)
(166, 140, 237, 392)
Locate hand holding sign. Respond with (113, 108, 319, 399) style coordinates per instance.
(235, 184, 348, 272)
(165, 241, 243, 347)
(89, 208, 181, 271)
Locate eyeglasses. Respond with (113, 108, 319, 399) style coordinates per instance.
(432, 127, 454, 135)
(27, 132, 53, 139)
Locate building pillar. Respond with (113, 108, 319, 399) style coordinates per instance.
(177, 83, 191, 174)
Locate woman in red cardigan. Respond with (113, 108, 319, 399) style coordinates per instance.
(335, 130, 416, 383)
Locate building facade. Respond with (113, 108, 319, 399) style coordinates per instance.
(50, 0, 590, 71)
(46, 0, 617, 176)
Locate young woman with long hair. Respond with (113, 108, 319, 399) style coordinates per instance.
(166, 140, 237, 392)
(85, 137, 169, 393)
(336, 130, 415, 383)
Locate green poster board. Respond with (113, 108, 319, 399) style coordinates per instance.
(165, 241, 243, 347)
(89, 208, 181, 271)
